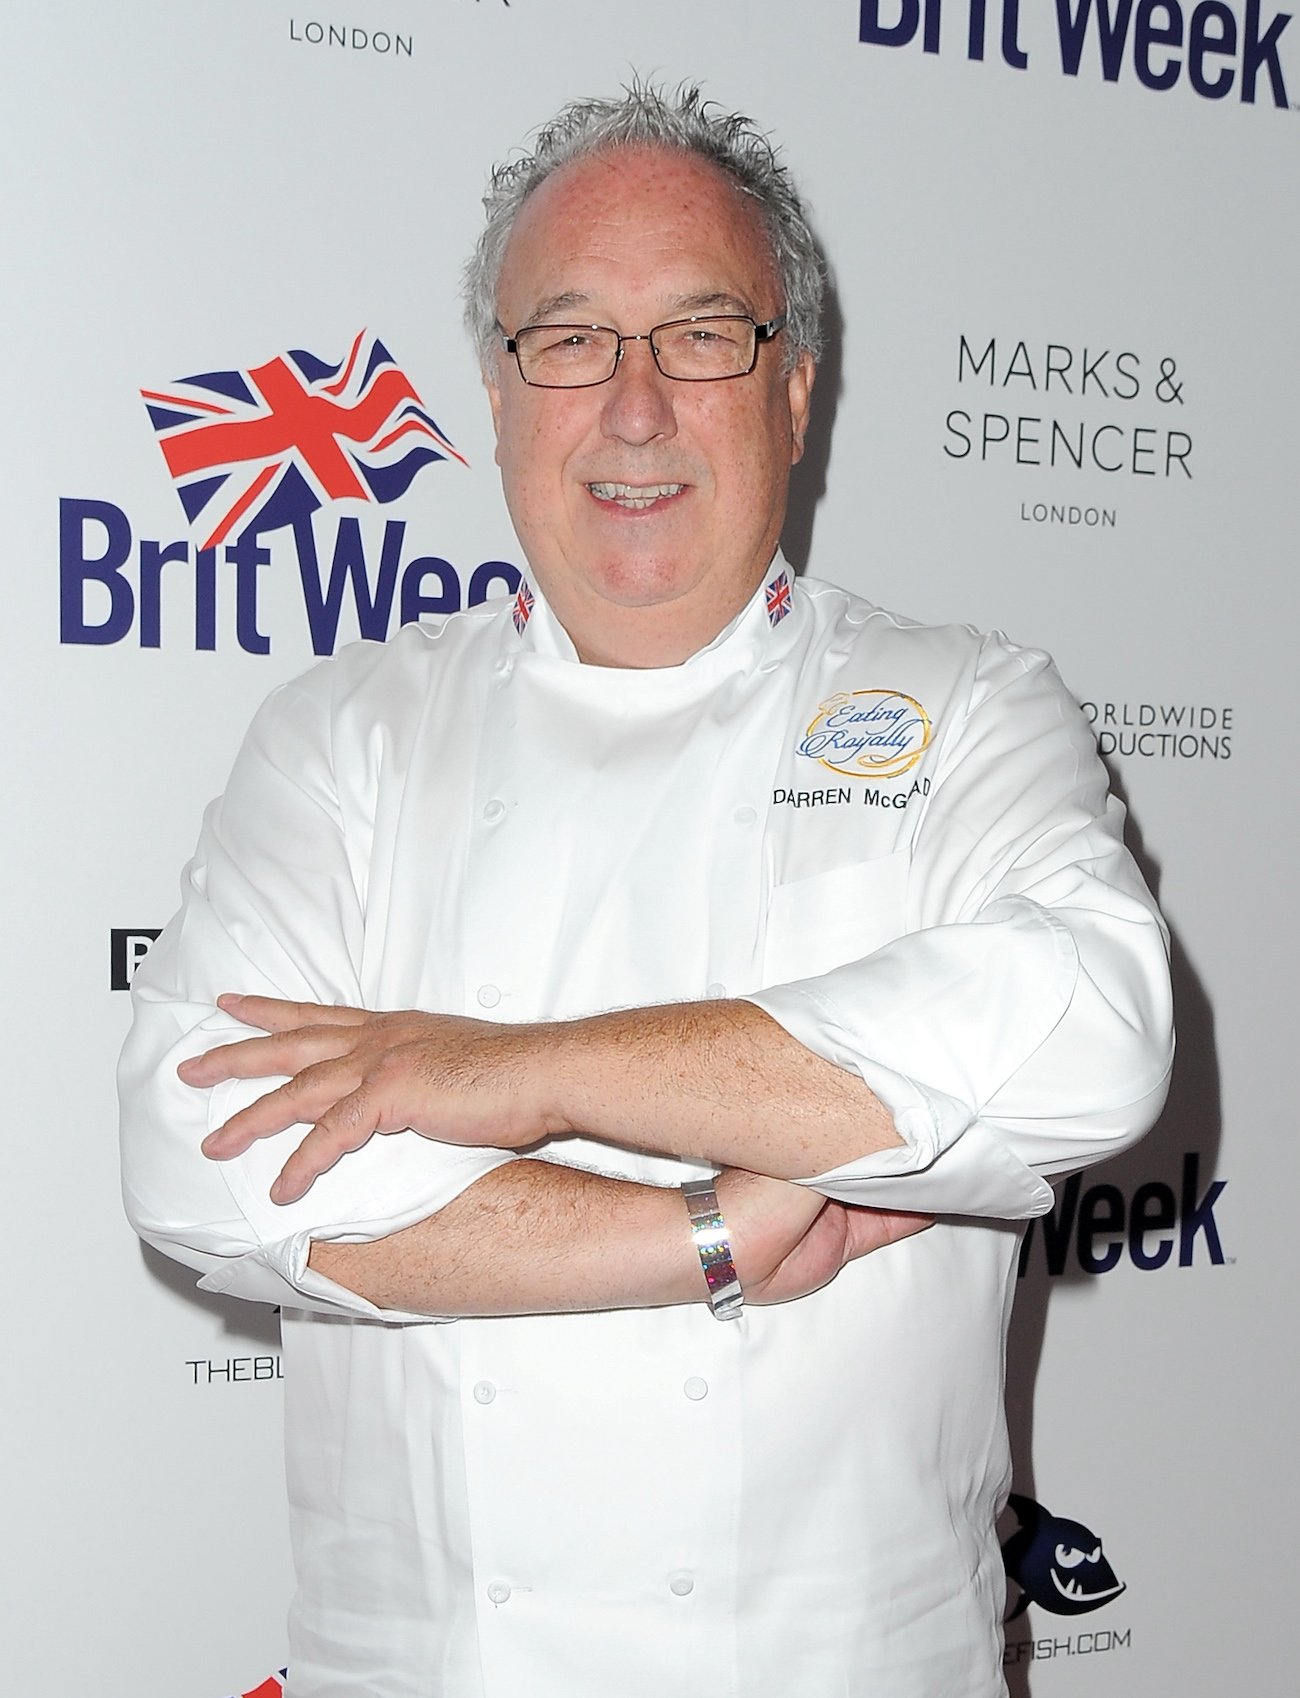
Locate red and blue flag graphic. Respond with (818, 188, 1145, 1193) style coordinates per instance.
(512, 579, 535, 635)
(142, 332, 466, 550)
(765, 569, 791, 626)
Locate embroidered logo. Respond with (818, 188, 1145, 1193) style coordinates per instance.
(765, 570, 792, 626)
(797, 689, 932, 778)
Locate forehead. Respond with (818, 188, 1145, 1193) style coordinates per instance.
(497, 145, 779, 323)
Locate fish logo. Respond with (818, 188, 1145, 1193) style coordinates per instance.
(1001, 1493, 1126, 1619)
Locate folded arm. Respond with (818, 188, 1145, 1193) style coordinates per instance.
(121, 632, 1170, 1322)
(188, 992, 900, 1205)
(306, 1161, 927, 1316)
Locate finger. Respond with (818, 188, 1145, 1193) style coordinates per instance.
(201, 1061, 363, 1158)
(215, 993, 369, 1031)
(269, 1092, 383, 1204)
(178, 1026, 357, 1087)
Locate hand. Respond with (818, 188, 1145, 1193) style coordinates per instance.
(721, 1169, 932, 1304)
(179, 994, 555, 1204)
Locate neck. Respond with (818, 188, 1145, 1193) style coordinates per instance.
(538, 566, 774, 669)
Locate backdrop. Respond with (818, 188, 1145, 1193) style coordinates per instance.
(5, 3, 1294, 1693)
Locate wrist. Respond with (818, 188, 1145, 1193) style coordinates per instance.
(717, 1169, 823, 1285)
(498, 1019, 579, 1143)
(681, 1177, 743, 1320)
(522, 1014, 602, 1140)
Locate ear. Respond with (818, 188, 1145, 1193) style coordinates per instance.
(484, 360, 505, 467)
(786, 352, 816, 465)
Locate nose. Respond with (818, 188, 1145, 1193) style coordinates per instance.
(599, 337, 678, 446)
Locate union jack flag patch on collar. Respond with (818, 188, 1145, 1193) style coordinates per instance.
(512, 579, 535, 635)
(765, 570, 792, 627)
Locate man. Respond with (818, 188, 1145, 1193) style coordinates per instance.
(120, 85, 1173, 1698)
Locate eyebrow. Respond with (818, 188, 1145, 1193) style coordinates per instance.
(521, 289, 761, 326)
(525, 291, 593, 322)
(666, 291, 758, 317)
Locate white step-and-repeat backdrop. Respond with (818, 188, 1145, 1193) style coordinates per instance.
(6, 3, 1294, 1693)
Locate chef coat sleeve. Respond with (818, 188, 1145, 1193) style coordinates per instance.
(118, 668, 516, 1322)
(746, 636, 1174, 1219)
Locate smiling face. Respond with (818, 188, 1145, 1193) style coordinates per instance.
(485, 145, 815, 666)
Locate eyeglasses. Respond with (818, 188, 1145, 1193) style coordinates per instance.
(499, 312, 787, 389)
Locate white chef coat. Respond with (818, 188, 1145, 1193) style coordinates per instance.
(119, 563, 1173, 1698)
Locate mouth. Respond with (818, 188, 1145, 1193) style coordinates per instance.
(587, 481, 686, 511)
(1051, 1572, 1125, 1604)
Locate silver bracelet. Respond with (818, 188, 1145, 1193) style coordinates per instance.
(681, 1179, 744, 1321)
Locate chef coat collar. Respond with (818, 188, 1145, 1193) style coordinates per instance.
(510, 553, 805, 677)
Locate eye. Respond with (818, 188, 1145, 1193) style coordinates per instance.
(660, 319, 747, 353)
(683, 323, 743, 348)
(517, 325, 602, 357)
(540, 331, 596, 355)
(1055, 1544, 1086, 1569)
(1088, 1545, 1101, 1563)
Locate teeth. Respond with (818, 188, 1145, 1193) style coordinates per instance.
(588, 482, 683, 509)
(1051, 1572, 1123, 1603)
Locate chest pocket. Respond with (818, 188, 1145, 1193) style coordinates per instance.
(762, 850, 910, 985)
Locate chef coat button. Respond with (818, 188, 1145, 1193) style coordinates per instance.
(477, 984, 501, 1009)
(668, 1571, 695, 1597)
(473, 1380, 497, 1405)
(705, 982, 727, 999)
(733, 804, 757, 826)
(487, 1581, 511, 1605)
(482, 799, 506, 823)
(683, 1376, 709, 1401)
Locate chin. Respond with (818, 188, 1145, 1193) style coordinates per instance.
(582, 555, 704, 611)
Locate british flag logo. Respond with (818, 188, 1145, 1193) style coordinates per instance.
(512, 578, 535, 635)
(142, 331, 467, 551)
(765, 569, 792, 626)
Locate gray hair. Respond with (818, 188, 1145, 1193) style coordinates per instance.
(463, 81, 825, 373)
